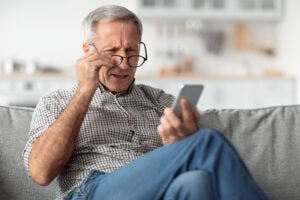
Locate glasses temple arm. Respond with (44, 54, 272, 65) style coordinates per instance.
(140, 42, 148, 60)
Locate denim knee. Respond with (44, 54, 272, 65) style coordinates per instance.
(187, 128, 228, 146)
(164, 170, 216, 200)
(195, 128, 224, 138)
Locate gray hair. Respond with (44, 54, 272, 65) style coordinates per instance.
(82, 5, 143, 43)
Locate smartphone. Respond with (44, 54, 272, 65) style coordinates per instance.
(172, 84, 204, 119)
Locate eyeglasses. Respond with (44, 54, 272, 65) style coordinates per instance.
(90, 42, 148, 68)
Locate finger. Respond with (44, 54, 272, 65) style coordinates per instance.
(180, 98, 194, 123)
(77, 49, 98, 62)
(78, 52, 113, 69)
(193, 109, 200, 123)
(157, 117, 180, 145)
(157, 122, 169, 138)
(92, 51, 114, 67)
(86, 52, 111, 64)
(79, 49, 112, 64)
(159, 114, 175, 134)
(164, 108, 185, 135)
(157, 123, 164, 134)
(76, 54, 100, 69)
(90, 57, 113, 69)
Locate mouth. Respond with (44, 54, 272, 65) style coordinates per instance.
(112, 74, 129, 79)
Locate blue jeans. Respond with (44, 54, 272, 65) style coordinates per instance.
(64, 129, 267, 200)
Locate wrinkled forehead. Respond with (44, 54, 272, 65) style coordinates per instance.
(95, 19, 141, 39)
(95, 21, 140, 41)
(93, 20, 141, 49)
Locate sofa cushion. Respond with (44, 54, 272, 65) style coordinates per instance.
(199, 105, 300, 200)
(0, 105, 57, 200)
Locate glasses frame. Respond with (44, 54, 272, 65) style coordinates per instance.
(90, 42, 148, 68)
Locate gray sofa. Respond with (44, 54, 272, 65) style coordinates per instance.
(0, 104, 299, 200)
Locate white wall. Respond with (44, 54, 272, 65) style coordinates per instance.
(1, 0, 300, 104)
(0, 0, 137, 69)
(277, 0, 300, 102)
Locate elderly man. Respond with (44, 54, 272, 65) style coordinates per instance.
(23, 5, 266, 200)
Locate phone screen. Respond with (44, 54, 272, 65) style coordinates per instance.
(172, 84, 204, 119)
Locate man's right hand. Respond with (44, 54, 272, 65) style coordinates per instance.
(75, 49, 113, 94)
(28, 49, 114, 186)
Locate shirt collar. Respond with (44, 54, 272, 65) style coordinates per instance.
(98, 79, 135, 97)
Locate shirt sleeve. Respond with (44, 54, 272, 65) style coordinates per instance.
(157, 89, 174, 109)
(22, 93, 63, 174)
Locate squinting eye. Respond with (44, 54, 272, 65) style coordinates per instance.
(106, 50, 115, 53)
(128, 50, 139, 54)
(128, 48, 138, 51)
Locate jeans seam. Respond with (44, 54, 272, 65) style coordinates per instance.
(72, 170, 103, 198)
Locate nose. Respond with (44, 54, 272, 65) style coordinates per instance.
(118, 57, 130, 69)
(116, 50, 130, 69)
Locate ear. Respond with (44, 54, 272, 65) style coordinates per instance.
(83, 42, 89, 53)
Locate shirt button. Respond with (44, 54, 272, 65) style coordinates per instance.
(128, 124, 135, 130)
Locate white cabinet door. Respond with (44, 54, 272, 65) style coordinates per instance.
(138, 0, 282, 20)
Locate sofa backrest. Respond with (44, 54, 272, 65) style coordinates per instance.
(0, 105, 57, 200)
(199, 105, 300, 200)
(0, 104, 299, 200)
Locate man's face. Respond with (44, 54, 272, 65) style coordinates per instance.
(92, 20, 140, 93)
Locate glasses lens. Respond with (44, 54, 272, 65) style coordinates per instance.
(107, 43, 147, 68)
(111, 55, 122, 67)
(110, 55, 146, 68)
(128, 55, 145, 67)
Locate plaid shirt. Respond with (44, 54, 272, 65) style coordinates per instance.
(23, 82, 174, 199)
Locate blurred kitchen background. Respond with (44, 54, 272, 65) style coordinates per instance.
(0, 0, 299, 110)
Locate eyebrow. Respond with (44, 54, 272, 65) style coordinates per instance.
(103, 44, 139, 51)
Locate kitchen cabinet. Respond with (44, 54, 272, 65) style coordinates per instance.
(138, 0, 282, 20)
